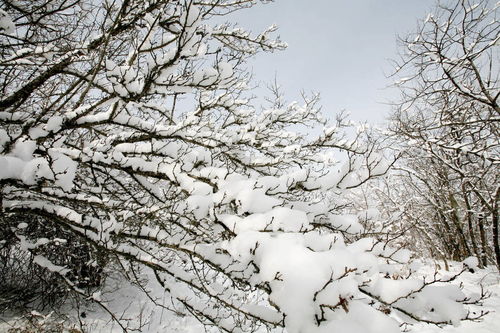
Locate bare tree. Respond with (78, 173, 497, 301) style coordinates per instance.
(389, 0, 499, 268)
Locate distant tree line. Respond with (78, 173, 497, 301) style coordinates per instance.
(384, 0, 499, 269)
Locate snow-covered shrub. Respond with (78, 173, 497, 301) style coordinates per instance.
(0, 215, 107, 312)
(0, 1, 487, 332)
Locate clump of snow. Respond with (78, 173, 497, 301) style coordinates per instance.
(315, 301, 400, 333)
(330, 214, 364, 233)
(12, 139, 37, 161)
(32, 255, 70, 275)
(463, 256, 479, 270)
(235, 188, 283, 214)
(45, 116, 64, 132)
(48, 150, 78, 192)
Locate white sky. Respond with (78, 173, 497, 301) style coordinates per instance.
(227, 0, 436, 125)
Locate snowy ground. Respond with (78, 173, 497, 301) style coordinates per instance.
(1, 261, 498, 333)
(410, 263, 499, 333)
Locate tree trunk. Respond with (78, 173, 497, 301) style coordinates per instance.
(477, 213, 489, 267)
(448, 193, 471, 259)
(462, 184, 482, 267)
(492, 188, 500, 269)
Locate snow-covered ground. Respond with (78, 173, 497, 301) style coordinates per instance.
(411, 264, 499, 333)
(1, 262, 498, 333)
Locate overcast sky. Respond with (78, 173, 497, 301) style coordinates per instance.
(227, 0, 436, 125)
